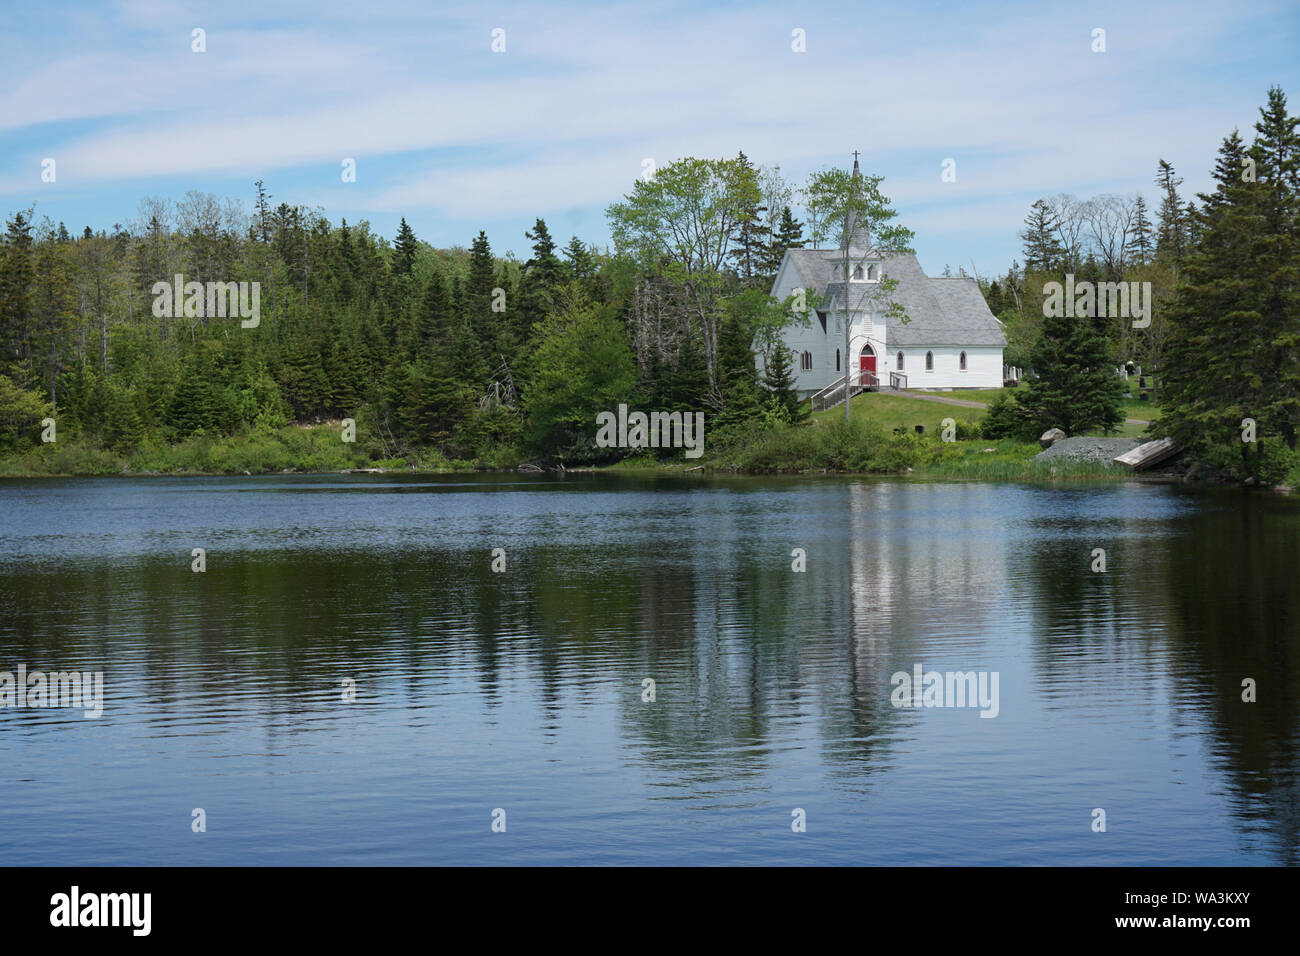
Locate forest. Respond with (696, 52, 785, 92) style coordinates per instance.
(0, 88, 1296, 481)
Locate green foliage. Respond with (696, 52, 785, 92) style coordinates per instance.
(1158, 88, 1300, 475)
(760, 341, 803, 424)
(0, 371, 50, 449)
(979, 391, 1036, 441)
(524, 295, 636, 457)
(1016, 311, 1124, 436)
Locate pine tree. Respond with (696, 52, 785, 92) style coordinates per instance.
(1019, 200, 1064, 272)
(1154, 160, 1186, 264)
(0, 211, 35, 387)
(523, 219, 564, 289)
(1129, 194, 1154, 265)
(772, 205, 803, 249)
(727, 151, 769, 284)
(1015, 310, 1124, 436)
(760, 341, 803, 423)
(31, 229, 75, 408)
(416, 267, 451, 353)
(393, 217, 418, 277)
(562, 236, 595, 282)
(714, 305, 761, 427)
(763, 205, 803, 276)
(466, 230, 498, 375)
(1161, 90, 1300, 470)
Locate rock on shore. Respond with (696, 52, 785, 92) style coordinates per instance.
(1033, 436, 1143, 465)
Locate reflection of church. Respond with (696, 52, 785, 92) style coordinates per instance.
(843, 482, 1009, 683)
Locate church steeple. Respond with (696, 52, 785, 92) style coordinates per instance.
(843, 150, 872, 253)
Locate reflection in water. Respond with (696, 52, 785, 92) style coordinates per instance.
(0, 474, 1296, 864)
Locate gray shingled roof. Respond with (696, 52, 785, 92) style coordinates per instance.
(780, 249, 1006, 347)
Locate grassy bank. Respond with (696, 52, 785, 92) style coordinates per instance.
(0, 424, 473, 477)
(0, 389, 1165, 483)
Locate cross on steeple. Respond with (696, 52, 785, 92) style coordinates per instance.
(852, 150, 860, 163)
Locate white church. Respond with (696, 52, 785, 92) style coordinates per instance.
(760, 157, 1006, 404)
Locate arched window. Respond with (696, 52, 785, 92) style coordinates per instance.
(959, 351, 967, 371)
(897, 351, 905, 370)
(867, 264, 877, 280)
(836, 349, 841, 371)
(852, 265, 863, 280)
(801, 351, 813, 371)
(925, 351, 934, 371)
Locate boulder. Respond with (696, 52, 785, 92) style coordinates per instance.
(1039, 428, 1067, 449)
(517, 462, 544, 473)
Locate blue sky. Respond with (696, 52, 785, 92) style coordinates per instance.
(2, 0, 1297, 276)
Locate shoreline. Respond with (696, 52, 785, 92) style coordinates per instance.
(1, 459, 1287, 491)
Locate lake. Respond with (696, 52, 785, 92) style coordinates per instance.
(0, 474, 1296, 865)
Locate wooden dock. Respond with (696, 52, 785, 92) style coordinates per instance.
(1113, 437, 1181, 471)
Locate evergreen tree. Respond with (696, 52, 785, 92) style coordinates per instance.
(523, 219, 564, 289)
(415, 267, 452, 353)
(1129, 194, 1154, 264)
(0, 211, 34, 386)
(727, 151, 769, 284)
(1154, 160, 1187, 264)
(562, 236, 595, 282)
(760, 341, 803, 423)
(466, 230, 498, 375)
(1015, 310, 1124, 436)
(771, 205, 803, 250)
(393, 217, 418, 277)
(1160, 90, 1300, 468)
(1019, 200, 1064, 272)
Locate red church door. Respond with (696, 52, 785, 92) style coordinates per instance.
(859, 349, 876, 386)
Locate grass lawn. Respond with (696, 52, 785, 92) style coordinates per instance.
(806, 387, 1159, 440)
(1120, 396, 1161, 421)
(809, 390, 986, 434)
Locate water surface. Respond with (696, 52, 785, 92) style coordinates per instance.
(0, 474, 1296, 865)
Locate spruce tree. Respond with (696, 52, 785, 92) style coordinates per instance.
(562, 236, 594, 281)
(761, 341, 803, 423)
(1161, 91, 1300, 468)
(466, 231, 498, 374)
(0, 211, 34, 386)
(1019, 200, 1064, 272)
(1154, 160, 1187, 264)
(1015, 310, 1124, 436)
(727, 151, 769, 285)
(393, 217, 418, 277)
(1129, 195, 1154, 265)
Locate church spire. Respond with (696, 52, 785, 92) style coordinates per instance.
(843, 151, 871, 253)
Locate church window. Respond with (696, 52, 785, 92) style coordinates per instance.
(836, 349, 841, 371)
(925, 351, 934, 371)
(867, 264, 878, 281)
(853, 265, 863, 280)
(960, 351, 967, 371)
(801, 351, 813, 371)
(897, 351, 904, 370)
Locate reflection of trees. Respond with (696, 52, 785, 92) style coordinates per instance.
(1017, 484, 1300, 863)
(8, 477, 1295, 859)
(0, 476, 1009, 797)
(1161, 490, 1300, 864)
